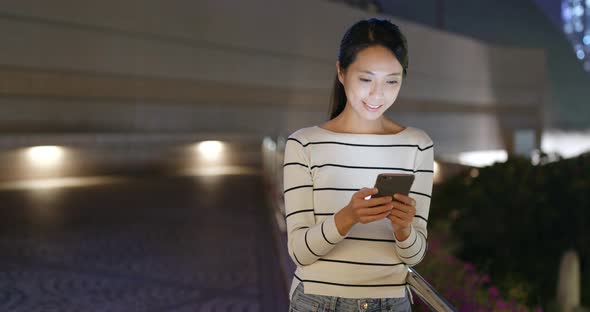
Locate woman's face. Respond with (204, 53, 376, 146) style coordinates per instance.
(337, 45, 403, 121)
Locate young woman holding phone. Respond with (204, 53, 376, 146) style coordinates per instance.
(283, 18, 434, 312)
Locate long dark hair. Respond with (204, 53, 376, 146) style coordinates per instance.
(329, 18, 409, 120)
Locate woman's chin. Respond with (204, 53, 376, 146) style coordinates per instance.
(358, 112, 384, 121)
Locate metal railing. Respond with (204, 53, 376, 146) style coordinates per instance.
(407, 267, 457, 311)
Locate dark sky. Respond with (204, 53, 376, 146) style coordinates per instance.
(532, 0, 563, 28)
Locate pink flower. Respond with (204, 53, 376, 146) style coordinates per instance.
(464, 262, 475, 272)
(495, 299, 508, 310)
(488, 286, 500, 299)
(480, 274, 490, 283)
(445, 255, 456, 265)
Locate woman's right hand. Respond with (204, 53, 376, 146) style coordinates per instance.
(335, 187, 394, 236)
(346, 187, 394, 224)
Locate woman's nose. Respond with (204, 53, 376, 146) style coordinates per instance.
(369, 83, 384, 100)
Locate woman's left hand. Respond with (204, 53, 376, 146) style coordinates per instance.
(387, 193, 416, 241)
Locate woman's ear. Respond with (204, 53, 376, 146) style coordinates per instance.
(336, 61, 344, 85)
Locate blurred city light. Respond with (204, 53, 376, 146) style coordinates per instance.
(262, 137, 277, 151)
(26, 146, 64, 168)
(542, 129, 590, 158)
(562, 0, 590, 71)
(457, 150, 508, 167)
(433, 160, 443, 184)
(196, 140, 224, 161)
(179, 166, 260, 177)
(0, 176, 128, 191)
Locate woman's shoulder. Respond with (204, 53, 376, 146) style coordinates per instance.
(286, 126, 320, 142)
(286, 123, 433, 147)
(404, 126, 434, 147)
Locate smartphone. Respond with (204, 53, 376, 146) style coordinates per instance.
(372, 173, 415, 199)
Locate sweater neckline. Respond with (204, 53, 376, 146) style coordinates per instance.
(313, 125, 409, 137)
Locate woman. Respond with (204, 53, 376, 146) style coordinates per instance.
(283, 18, 434, 312)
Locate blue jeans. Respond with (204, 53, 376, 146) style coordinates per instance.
(289, 282, 412, 312)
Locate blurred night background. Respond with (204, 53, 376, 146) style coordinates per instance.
(0, 0, 588, 311)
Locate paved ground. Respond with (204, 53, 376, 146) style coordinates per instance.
(0, 166, 288, 311)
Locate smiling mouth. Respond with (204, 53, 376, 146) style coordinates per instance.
(363, 102, 383, 110)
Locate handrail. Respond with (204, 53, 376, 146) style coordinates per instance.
(406, 267, 457, 311)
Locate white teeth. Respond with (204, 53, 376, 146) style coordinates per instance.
(364, 102, 382, 109)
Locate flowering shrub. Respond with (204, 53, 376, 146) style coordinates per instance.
(429, 152, 590, 308)
(412, 230, 543, 311)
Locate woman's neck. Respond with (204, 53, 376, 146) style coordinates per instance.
(326, 111, 399, 135)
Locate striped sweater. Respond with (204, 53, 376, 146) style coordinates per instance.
(283, 125, 434, 300)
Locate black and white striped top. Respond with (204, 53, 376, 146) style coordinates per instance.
(283, 125, 434, 300)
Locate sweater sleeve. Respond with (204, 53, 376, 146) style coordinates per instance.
(283, 134, 347, 267)
(393, 136, 434, 266)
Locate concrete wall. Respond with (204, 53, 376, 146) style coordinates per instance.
(0, 0, 546, 157)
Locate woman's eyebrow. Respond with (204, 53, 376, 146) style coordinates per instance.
(359, 70, 402, 76)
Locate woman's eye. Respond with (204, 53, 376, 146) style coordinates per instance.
(359, 78, 371, 82)
(387, 81, 398, 85)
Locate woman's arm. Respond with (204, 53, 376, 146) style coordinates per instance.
(283, 135, 347, 267)
(391, 137, 434, 266)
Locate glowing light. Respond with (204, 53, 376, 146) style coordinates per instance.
(0, 176, 128, 191)
(457, 150, 508, 168)
(178, 166, 260, 177)
(262, 137, 277, 151)
(26, 146, 64, 167)
(562, 0, 590, 71)
(196, 141, 224, 161)
(562, 6, 572, 20)
(433, 161, 442, 184)
(541, 129, 590, 158)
